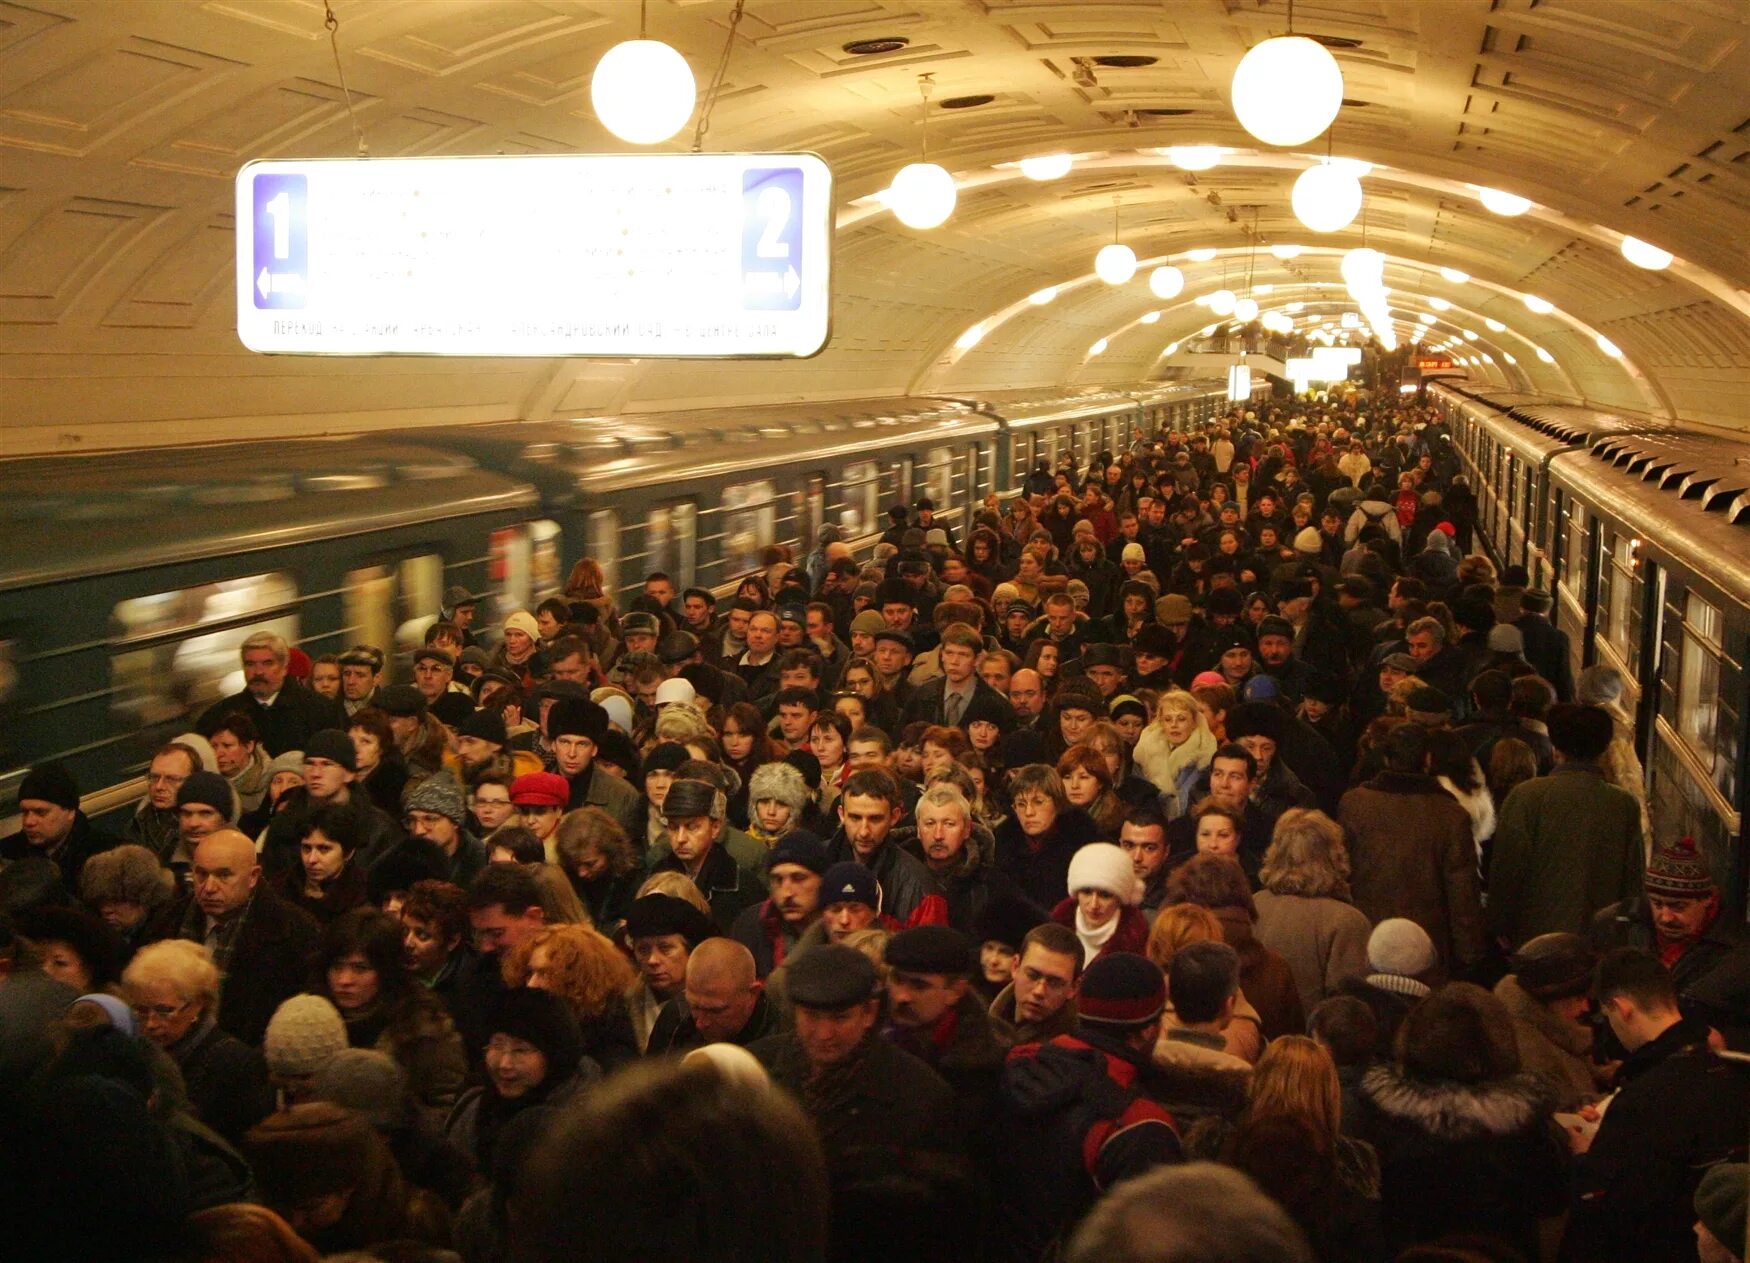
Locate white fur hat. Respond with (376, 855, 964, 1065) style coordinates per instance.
(1067, 841, 1142, 906)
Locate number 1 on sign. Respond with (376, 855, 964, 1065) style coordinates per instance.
(264, 191, 291, 259)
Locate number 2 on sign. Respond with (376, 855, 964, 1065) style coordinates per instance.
(756, 186, 791, 259)
(264, 191, 291, 260)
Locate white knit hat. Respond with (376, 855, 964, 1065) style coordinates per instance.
(1294, 527, 1323, 555)
(504, 610, 540, 641)
(263, 994, 348, 1077)
(1121, 542, 1146, 564)
(655, 677, 696, 708)
(1067, 842, 1142, 906)
(1367, 918, 1437, 978)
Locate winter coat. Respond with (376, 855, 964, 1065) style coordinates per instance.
(1562, 1017, 1750, 1263)
(1132, 723, 1216, 819)
(1208, 904, 1305, 1040)
(166, 1016, 273, 1147)
(272, 855, 369, 925)
(200, 678, 347, 757)
(987, 981, 1078, 1050)
(345, 988, 471, 1117)
(1343, 499, 1401, 544)
(992, 1031, 1182, 1263)
(0, 810, 115, 890)
(729, 898, 806, 978)
(892, 820, 1029, 937)
(649, 841, 765, 933)
(1589, 896, 1750, 1040)
(1487, 763, 1643, 948)
(1254, 889, 1373, 1017)
(647, 990, 781, 1054)
(883, 990, 1007, 1140)
(1356, 1064, 1567, 1259)
(1050, 898, 1150, 965)
(1148, 1025, 1253, 1124)
(1340, 772, 1486, 972)
(823, 829, 943, 927)
(563, 761, 647, 846)
(994, 807, 1101, 913)
(166, 886, 321, 1047)
(1492, 974, 1596, 1110)
(260, 789, 403, 878)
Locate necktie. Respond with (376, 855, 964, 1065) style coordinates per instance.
(945, 691, 963, 726)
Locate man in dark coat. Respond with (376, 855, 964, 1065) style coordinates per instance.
(1563, 949, 1750, 1262)
(200, 632, 346, 756)
(989, 952, 1183, 1263)
(901, 623, 1014, 730)
(648, 779, 764, 933)
(899, 783, 1025, 937)
(1507, 587, 1575, 703)
(730, 831, 829, 978)
(751, 945, 965, 1219)
(825, 769, 939, 926)
(882, 926, 1006, 1135)
(547, 698, 646, 842)
(645, 938, 781, 1054)
(0, 762, 114, 889)
(169, 829, 319, 1047)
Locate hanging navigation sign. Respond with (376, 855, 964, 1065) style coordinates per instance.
(235, 153, 832, 358)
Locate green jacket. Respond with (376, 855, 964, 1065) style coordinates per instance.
(1487, 763, 1642, 948)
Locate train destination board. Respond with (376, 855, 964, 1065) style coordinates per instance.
(235, 153, 832, 358)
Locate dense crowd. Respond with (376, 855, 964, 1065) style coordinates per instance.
(2, 396, 1747, 1263)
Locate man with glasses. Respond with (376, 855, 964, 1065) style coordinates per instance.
(402, 773, 487, 888)
(172, 828, 319, 1046)
(123, 742, 200, 862)
(988, 923, 1082, 1050)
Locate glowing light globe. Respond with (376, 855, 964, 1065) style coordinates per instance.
(1230, 36, 1344, 147)
(1475, 186, 1532, 217)
(1149, 266, 1185, 299)
(591, 40, 697, 144)
(1209, 289, 1237, 315)
(1523, 294, 1555, 314)
(1167, 146, 1221, 171)
(1620, 236, 1672, 270)
(1270, 243, 1304, 259)
(1095, 242, 1138, 285)
(1234, 296, 1260, 322)
(1340, 247, 1385, 292)
(1292, 163, 1362, 233)
(1020, 153, 1072, 181)
(883, 162, 957, 229)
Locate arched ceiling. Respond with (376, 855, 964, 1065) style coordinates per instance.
(3, 0, 1748, 454)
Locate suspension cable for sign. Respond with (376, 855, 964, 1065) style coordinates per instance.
(323, 0, 368, 157)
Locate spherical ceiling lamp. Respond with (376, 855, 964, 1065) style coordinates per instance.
(1620, 236, 1673, 270)
(1428, 296, 1451, 311)
(883, 162, 957, 229)
(1230, 35, 1344, 147)
(1234, 296, 1260, 322)
(1095, 242, 1138, 285)
(1291, 162, 1362, 233)
(1269, 243, 1304, 259)
(1088, 337, 1109, 356)
(1149, 265, 1185, 298)
(1020, 153, 1073, 181)
(1534, 346, 1554, 363)
(1166, 145, 1222, 171)
(1340, 246, 1385, 291)
(1485, 317, 1505, 332)
(1209, 288, 1237, 315)
(1163, 341, 1180, 356)
(1475, 186, 1532, 217)
(592, 38, 698, 144)
(1522, 294, 1555, 314)
(1417, 313, 1435, 325)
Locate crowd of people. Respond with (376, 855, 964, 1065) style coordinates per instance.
(3, 396, 1748, 1263)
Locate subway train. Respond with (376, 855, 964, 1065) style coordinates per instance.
(1430, 382, 1747, 902)
(0, 377, 1253, 826)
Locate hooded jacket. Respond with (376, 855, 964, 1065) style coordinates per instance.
(992, 1030, 1182, 1263)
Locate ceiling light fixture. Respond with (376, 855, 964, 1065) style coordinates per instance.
(1149, 266, 1185, 298)
(1475, 186, 1532, 217)
(882, 75, 956, 229)
(1140, 310, 1161, 324)
(1534, 346, 1554, 363)
(1620, 236, 1673, 270)
(1270, 243, 1304, 259)
(1595, 333, 1623, 358)
(1020, 153, 1073, 181)
(1094, 196, 1137, 284)
(1027, 286, 1056, 305)
(1523, 294, 1554, 314)
(591, 0, 698, 144)
(1439, 267, 1469, 283)
(1230, 14, 1344, 148)
(1089, 337, 1109, 355)
(1187, 247, 1218, 262)
(1428, 296, 1451, 311)
(1485, 317, 1505, 332)
(1167, 145, 1222, 171)
(1292, 159, 1362, 233)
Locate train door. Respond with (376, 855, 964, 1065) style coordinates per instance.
(646, 499, 698, 590)
(587, 509, 621, 599)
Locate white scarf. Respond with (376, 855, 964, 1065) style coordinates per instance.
(1076, 907, 1120, 965)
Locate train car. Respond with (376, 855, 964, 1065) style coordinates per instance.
(404, 397, 1001, 604)
(1547, 429, 1749, 901)
(0, 441, 539, 823)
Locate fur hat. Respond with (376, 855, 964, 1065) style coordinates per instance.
(1397, 982, 1521, 1085)
(748, 761, 807, 817)
(487, 987, 583, 1079)
(303, 729, 357, 773)
(263, 994, 348, 1077)
(1067, 842, 1142, 906)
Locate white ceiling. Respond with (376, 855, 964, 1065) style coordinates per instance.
(3, 0, 1748, 454)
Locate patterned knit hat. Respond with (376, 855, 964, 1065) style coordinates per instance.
(262, 994, 348, 1077)
(1644, 837, 1714, 899)
(405, 772, 465, 824)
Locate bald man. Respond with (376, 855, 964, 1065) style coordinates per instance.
(646, 937, 778, 1053)
(176, 829, 320, 1046)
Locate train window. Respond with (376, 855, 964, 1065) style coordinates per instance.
(529, 519, 562, 599)
(1564, 502, 1587, 585)
(343, 565, 396, 676)
(1677, 593, 1727, 785)
(109, 573, 299, 741)
(646, 502, 697, 591)
(801, 476, 825, 555)
(965, 444, 982, 506)
(1605, 535, 1640, 668)
(839, 461, 878, 538)
(719, 482, 772, 580)
(588, 509, 621, 597)
(896, 457, 914, 506)
(923, 446, 953, 513)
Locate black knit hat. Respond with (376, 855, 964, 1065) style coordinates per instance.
(886, 925, 975, 977)
(19, 763, 79, 811)
(430, 693, 475, 730)
(1077, 952, 1167, 1029)
(766, 830, 831, 876)
(304, 729, 357, 773)
(488, 988, 583, 1079)
(1225, 701, 1286, 744)
(459, 709, 508, 746)
(175, 771, 235, 821)
(643, 742, 692, 774)
(974, 895, 1046, 952)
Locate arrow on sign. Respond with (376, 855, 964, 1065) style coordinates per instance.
(257, 268, 306, 298)
(785, 266, 799, 298)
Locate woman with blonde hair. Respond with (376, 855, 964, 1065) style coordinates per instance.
(1134, 689, 1218, 815)
(1254, 808, 1373, 1016)
(502, 923, 639, 1071)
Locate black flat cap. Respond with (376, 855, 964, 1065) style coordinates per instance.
(786, 944, 879, 1010)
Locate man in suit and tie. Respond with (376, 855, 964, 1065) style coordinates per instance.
(904, 623, 1015, 732)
